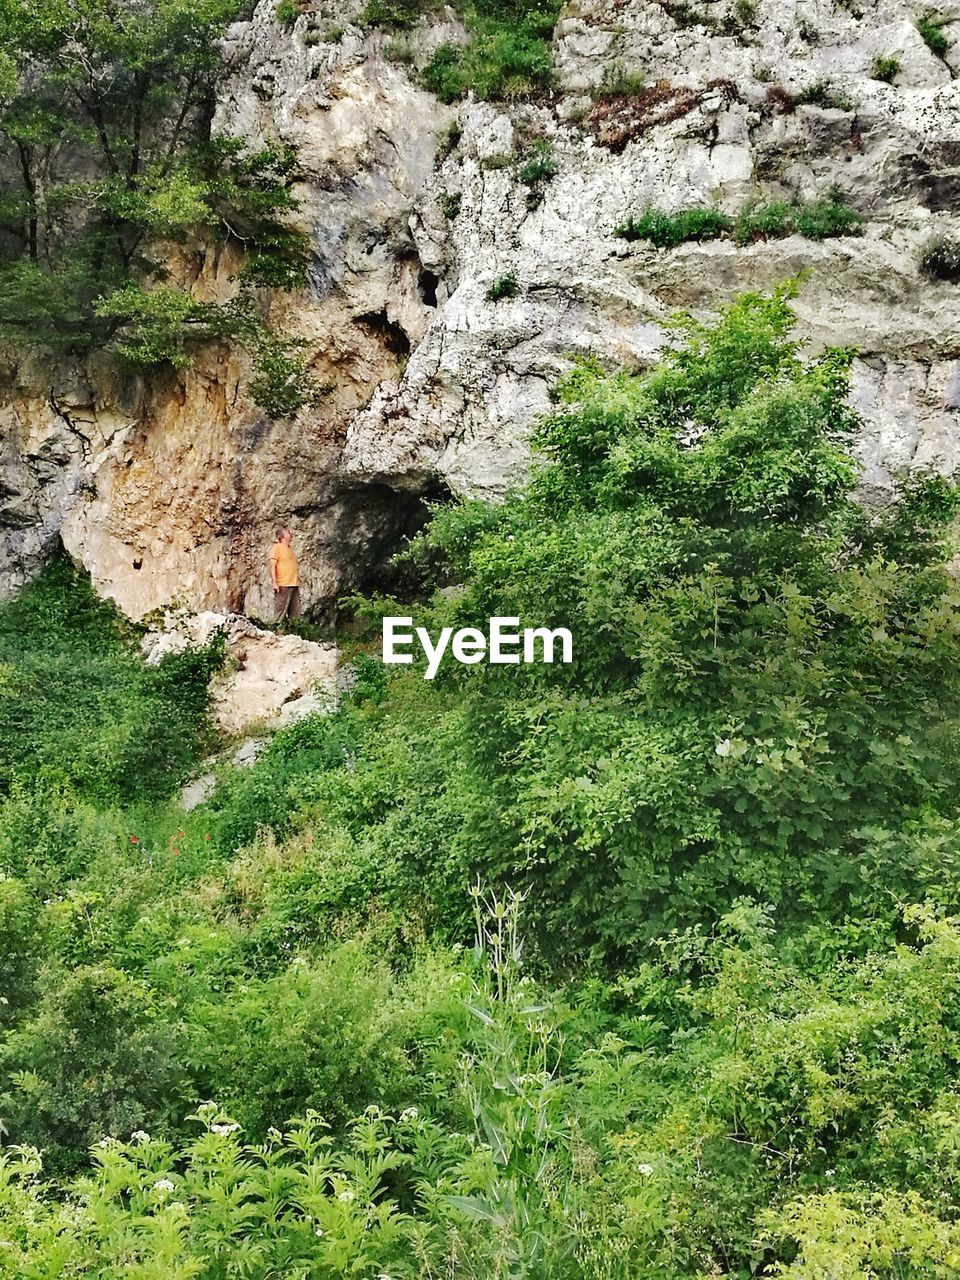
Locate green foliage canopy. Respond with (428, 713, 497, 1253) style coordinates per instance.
(0, 0, 320, 415)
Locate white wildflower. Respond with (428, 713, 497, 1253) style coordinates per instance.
(637, 1163, 654, 1176)
(211, 1122, 240, 1136)
(714, 739, 733, 758)
(400, 1107, 418, 1122)
(337, 1189, 355, 1202)
(153, 1178, 175, 1193)
(97, 1137, 115, 1149)
(315, 1227, 324, 1237)
(130, 1130, 151, 1144)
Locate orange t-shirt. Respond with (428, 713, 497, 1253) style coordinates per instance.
(269, 542, 299, 587)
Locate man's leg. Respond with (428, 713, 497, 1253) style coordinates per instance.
(275, 586, 294, 621)
(288, 586, 302, 619)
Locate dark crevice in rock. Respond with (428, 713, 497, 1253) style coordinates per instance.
(418, 269, 440, 307)
(355, 310, 411, 356)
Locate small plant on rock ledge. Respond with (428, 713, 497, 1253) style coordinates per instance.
(441, 191, 462, 219)
(617, 192, 862, 250)
(486, 271, 519, 301)
(517, 139, 558, 186)
(590, 65, 647, 99)
(796, 78, 854, 110)
(616, 207, 732, 248)
(920, 237, 960, 282)
(734, 190, 862, 243)
(871, 54, 901, 83)
(916, 13, 949, 56)
(275, 0, 299, 25)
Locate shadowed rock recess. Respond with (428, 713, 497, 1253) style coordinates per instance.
(1, 0, 958, 617)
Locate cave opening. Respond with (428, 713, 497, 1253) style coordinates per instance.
(328, 478, 455, 625)
(418, 269, 439, 308)
(355, 310, 411, 357)
(350, 478, 453, 597)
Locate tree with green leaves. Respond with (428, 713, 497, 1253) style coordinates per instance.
(353, 282, 960, 957)
(0, 0, 321, 415)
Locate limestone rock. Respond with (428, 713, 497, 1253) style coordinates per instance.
(208, 623, 338, 736)
(2, 0, 960, 613)
(142, 610, 338, 736)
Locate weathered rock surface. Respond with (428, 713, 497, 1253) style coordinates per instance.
(142, 610, 338, 735)
(1, 0, 959, 615)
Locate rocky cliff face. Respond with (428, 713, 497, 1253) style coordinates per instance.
(2, 0, 959, 618)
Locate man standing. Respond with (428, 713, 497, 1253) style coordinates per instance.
(269, 526, 301, 622)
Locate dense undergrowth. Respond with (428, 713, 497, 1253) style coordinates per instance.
(5, 288, 960, 1275)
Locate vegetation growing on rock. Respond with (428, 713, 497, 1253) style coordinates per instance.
(921, 235, 960, 282)
(617, 193, 863, 247)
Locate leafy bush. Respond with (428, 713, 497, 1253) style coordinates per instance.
(616, 206, 733, 247)
(363, 0, 421, 26)
(275, 0, 300, 25)
(420, 0, 562, 101)
(0, 964, 191, 1174)
(920, 235, 960, 282)
(189, 940, 466, 1135)
(422, 42, 465, 101)
(486, 270, 519, 300)
(0, 556, 220, 805)
(390, 284, 960, 952)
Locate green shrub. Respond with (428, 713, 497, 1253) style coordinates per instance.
(0, 556, 220, 805)
(394, 284, 960, 952)
(459, 23, 556, 98)
(0, 964, 191, 1174)
(275, 0, 300, 25)
(916, 12, 949, 56)
(733, 191, 863, 243)
(363, 0, 421, 27)
(441, 190, 462, 218)
(518, 138, 558, 185)
(420, 0, 562, 101)
(920, 236, 960, 282)
(871, 53, 901, 82)
(422, 41, 465, 101)
(486, 270, 519, 300)
(615, 207, 733, 247)
(189, 939, 466, 1135)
